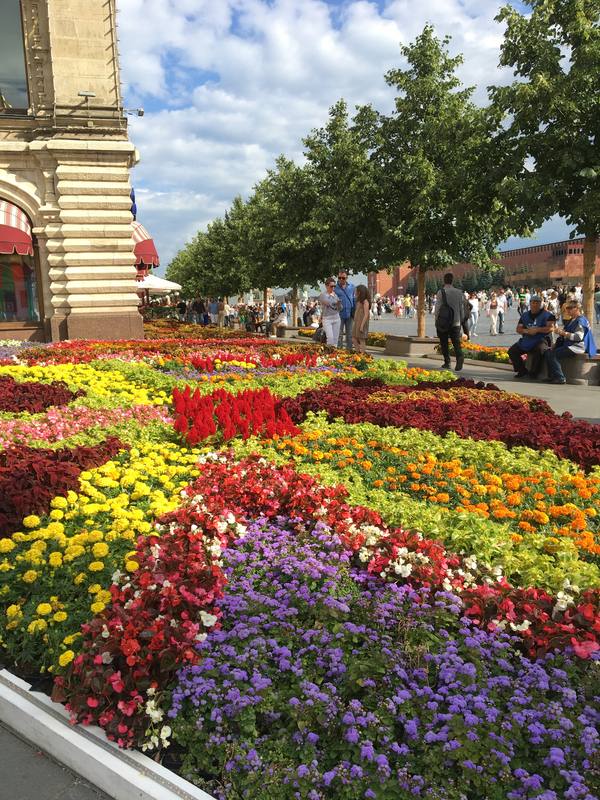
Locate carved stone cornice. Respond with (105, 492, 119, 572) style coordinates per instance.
(20, 1, 55, 116)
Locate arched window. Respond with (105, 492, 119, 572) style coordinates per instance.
(0, 201, 40, 324)
(0, 0, 29, 113)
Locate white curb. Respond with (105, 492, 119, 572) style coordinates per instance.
(0, 669, 215, 800)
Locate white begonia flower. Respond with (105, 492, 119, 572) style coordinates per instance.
(200, 610, 218, 628)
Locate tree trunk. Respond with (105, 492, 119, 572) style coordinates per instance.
(263, 287, 268, 321)
(291, 286, 299, 326)
(417, 265, 426, 338)
(583, 235, 597, 323)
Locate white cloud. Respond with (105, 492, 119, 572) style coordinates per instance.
(118, 0, 572, 273)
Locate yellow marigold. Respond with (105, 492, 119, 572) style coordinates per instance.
(58, 650, 75, 667)
(22, 569, 38, 583)
(48, 552, 63, 567)
(96, 589, 112, 604)
(47, 522, 65, 536)
(23, 515, 41, 529)
(0, 539, 15, 553)
(87, 583, 101, 594)
(90, 601, 106, 614)
(92, 542, 109, 558)
(125, 560, 139, 573)
(36, 602, 53, 615)
(6, 604, 22, 619)
(88, 561, 104, 572)
(53, 611, 68, 622)
(50, 497, 68, 509)
(27, 619, 47, 634)
(49, 509, 64, 521)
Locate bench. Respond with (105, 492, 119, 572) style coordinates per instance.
(276, 325, 301, 339)
(525, 352, 600, 385)
(384, 335, 439, 357)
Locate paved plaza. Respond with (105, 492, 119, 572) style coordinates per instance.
(0, 724, 110, 800)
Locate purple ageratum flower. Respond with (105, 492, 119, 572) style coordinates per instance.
(360, 741, 375, 761)
(168, 515, 600, 800)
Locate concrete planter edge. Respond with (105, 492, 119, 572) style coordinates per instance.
(0, 668, 215, 800)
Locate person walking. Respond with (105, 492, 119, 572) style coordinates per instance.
(486, 292, 500, 335)
(334, 270, 355, 351)
(320, 278, 342, 346)
(352, 285, 371, 353)
(496, 288, 508, 334)
(594, 284, 600, 325)
(217, 298, 225, 328)
(435, 273, 467, 371)
(508, 295, 555, 379)
(467, 292, 479, 337)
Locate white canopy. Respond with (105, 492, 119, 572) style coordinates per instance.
(136, 274, 182, 294)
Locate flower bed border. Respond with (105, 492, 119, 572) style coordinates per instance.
(0, 668, 215, 800)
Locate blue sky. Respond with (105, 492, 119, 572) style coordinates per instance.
(117, 0, 571, 276)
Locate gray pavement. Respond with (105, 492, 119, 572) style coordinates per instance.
(369, 306, 600, 348)
(0, 724, 111, 800)
(369, 306, 522, 347)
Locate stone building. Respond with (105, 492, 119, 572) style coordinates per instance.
(0, 0, 145, 341)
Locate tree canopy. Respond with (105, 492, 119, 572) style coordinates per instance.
(491, 0, 600, 318)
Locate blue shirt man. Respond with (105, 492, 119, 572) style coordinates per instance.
(334, 270, 355, 350)
(507, 296, 555, 379)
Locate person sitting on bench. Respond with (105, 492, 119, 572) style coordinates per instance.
(543, 300, 597, 384)
(508, 295, 555, 379)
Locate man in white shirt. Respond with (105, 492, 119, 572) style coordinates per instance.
(496, 288, 508, 335)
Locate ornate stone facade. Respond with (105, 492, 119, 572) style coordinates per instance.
(0, 0, 143, 341)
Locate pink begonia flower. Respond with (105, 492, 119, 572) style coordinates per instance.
(0, 404, 172, 448)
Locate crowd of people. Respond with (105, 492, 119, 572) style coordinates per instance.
(434, 274, 597, 384)
(157, 277, 599, 375)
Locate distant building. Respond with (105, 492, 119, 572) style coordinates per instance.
(497, 237, 600, 287)
(367, 238, 600, 298)
(368, 262, 474, 300)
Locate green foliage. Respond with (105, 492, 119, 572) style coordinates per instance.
(302, 100, 381, 274)
(491, 0, 600, 316)
(368, 26, 521, 274)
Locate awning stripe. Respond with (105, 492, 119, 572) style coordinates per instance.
(132, 220, 159, 266)
(0, 200, 34, 256)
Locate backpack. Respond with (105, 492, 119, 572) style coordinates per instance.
(436, 288, 454, 333)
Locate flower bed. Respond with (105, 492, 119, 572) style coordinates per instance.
(299, 327, 387, 347)
(282, 377, 600, 470)
(0, 336, 599, 799)
(435, 341, 510, 363)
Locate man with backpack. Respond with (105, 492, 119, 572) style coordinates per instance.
(434, 273, 468, 371)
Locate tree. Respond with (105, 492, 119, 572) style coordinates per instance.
(302, 100, 381, 274)
(253, 157, 331, 323)
(166, 199, 252, 300)
(491, 0, 600, 321)
(369, 26, 528, 336)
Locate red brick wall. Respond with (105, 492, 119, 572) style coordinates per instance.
(366, 239, 600, 294)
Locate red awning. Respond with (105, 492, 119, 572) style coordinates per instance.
(132, 221, 159, 267)
(0, 200, 34, 257)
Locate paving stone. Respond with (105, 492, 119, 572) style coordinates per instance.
(0, 725, 111, 800)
